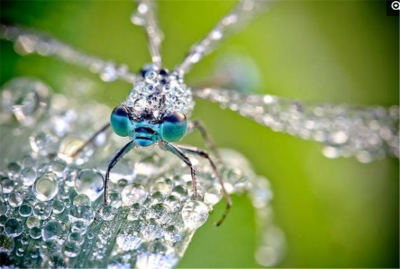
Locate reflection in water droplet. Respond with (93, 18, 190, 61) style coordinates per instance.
(73, 194, 91, 206)
(4, 219, 23, 237)
(68, 205, 94, 226)
(33, 202, 52, 220)
(121, 183, 148, 206)
(33, 172, 59, 201)
(75, 169, 104, 201)
(8, 192, 23, 207)
(42, 220, 65, 242)
(181, 201, 209, 229)
(0, 77, 50, 126)
(26, 216, 40, 228)
(19, 204, 33, 217)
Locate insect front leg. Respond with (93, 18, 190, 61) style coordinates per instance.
(188, 120, 222, 164)
(103, 140, 135, 204)
(159, 141, 198, 200)
(178, 145, 232, 226)
(70, 123, 111, 158)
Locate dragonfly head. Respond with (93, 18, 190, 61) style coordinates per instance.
(110, 105, 188, 147)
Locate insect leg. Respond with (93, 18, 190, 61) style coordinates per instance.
(188, 120, 222, 163)
(103, 141, 135, 204)
(70, 123, 111, 158)
(159, 141, 198, 200)
(178, 145, 232, 226)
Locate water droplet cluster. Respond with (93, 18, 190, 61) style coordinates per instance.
(0, 78, 283, 268)
(195, 88, 399, 163)
(126, 65, 194, 120)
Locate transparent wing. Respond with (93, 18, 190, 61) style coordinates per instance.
(194, 87, 399, 162)
(131, 0, 164, 67)
(174, 0, 272, 76)
(0, 24, 139, 83)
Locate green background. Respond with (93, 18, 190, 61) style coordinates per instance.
(1, 0, 398, 267)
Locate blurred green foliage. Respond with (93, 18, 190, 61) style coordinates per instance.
(0, 0, 398, 267)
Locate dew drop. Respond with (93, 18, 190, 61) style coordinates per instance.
(52, 200, 65, 214)
(21, 167, 37, 186)
(73, 194, 91, 206)
(42, 220, 65, 242)
(75, 169, 104, 201)
(68, 232, 85, 245)
(33, 172, 59, 201)
(181, 201, 209, 229)
(68, 205, 94, 226)
(26, 216, 40, 228)
(62, 241, 80, 258)
(0, 198, 9, 215)
(33, 202, 52, 220)
(4, 218, 23, 237)
(121, 183, 148, 206)
(29, 226, 42, 239)
(204, 187, 222, 206)
(100, 205, 117, 221)
(19, 203, 33, 217)
(8, 192, 23, 207)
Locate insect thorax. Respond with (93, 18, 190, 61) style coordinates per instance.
(125, 65, 194, 122)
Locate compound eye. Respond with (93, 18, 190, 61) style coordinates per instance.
(161, 112, 188, 142)
(110, 106, 134, 137)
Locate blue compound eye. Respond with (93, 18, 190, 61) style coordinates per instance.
(161, 112, 188, 142)
(110, 106, 134, 137)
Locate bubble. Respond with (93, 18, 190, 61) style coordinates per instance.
(4, 218, 24, 237)
(19, 204, 33, 217)
(0, 234, 15, 253)
(100, 205, 117, 221)
(0, 77, 51, 126)
(33, 172, 59, 201)
(33, 202, 52, 220)
(21, 167, 37, 186)
(42, 220, 65, 242)
(181, 201, 209, 229)
(73, 194, 91, 206)
(75, 169, 104, 201)
(204, 187, 222, 206)
(68, 205, 94, 226)
(8, 192, 23, 207)
(30, 227, 42, 239)
(52, 200, 65, 214)
(62, 241, 80, 258)
(26, 216, 40, 228)
(121, 183, 148, 206)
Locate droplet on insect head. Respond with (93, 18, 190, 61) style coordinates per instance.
(0, 234, 15, 253)
(33, 172, 59, 202)
(181, 201, 209, 230)
(121, 183, 148, 206)
(42, 220, 65, 242)
(0, 77, 51, 126)
(74, 169, 104, 201)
